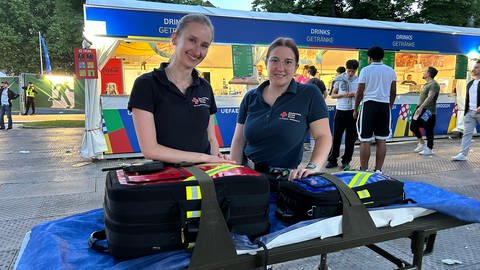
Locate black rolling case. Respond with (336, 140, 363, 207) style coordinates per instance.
(93, 162, 270, 258)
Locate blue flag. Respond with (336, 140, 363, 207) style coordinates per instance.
(40, 35, 52, 74)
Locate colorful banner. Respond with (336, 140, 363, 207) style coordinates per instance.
(391, 103, 456, 137)
(102, 108, 140, 154)
(393, 104, 416, 137)
(21, 73, 85, 110)
(101, 58, 124, 95)
(99, 101, 457, 155)
(74, 48, 98, 79)
(448, 104, 458, 133)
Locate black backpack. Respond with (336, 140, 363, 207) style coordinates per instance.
(276, 171, 410, 223)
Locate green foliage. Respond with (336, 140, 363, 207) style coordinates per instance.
(46, 0, 84, 72)
(1, 0, 480, 75)
(0, 0, 82, 75)
(145, 0, 213, 6)
(414, 0, 480, 27)
(250, 0, 480, 26)
(252, 0, 295, 13)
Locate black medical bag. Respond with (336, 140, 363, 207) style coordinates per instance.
(276, 171, 408, 223)
(92, 162, 270, 258)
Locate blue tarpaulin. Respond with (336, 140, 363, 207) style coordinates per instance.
(15, 181, 480, 270)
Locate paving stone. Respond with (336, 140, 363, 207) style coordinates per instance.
(1, 128, 480, 269)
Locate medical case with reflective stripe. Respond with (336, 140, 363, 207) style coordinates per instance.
(276, 171, 408, 222)
(103, 163, 270, 258)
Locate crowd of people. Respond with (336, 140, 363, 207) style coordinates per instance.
(127, 13, 479, 182)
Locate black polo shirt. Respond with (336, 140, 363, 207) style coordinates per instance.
(238, 79, 328, 168)
(128, 63, 217, 154)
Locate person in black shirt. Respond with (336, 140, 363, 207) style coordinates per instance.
(306, 65, 327, 98)
(128, 14, 231, 164)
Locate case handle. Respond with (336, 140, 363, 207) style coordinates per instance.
(183, 165, 239, 270)
(316, 173, 378, 238)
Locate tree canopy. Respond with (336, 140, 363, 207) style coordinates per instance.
(1, 0, 479, 75)
(0, 0, 84, 75)
(252, 0, 480, 26)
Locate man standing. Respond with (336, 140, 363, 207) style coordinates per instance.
(410, 67, 440, 155)
(0, 81, 20, 130)
(452, 60, 480, 161)
(354, 46, 396, 173)
(23, 82, 37, 115)
(326, 59, 359, 170)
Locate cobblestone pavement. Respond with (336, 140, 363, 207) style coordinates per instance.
(0, 126, 479, 270)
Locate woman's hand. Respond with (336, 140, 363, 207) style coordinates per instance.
(203, 153, 236, 164)
(288, 167, 320, 180)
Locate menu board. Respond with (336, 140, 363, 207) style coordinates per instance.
(358, 50, 395, 74)
(74, 48, 98, 79)
(232, 45, 253, 77)
(455, 55, 468, 79)
(358, 50, 369, 74)
(383, 51, 395, 68)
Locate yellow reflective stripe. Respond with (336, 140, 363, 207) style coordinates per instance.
(185, 186, 201, 200)
(186, 210, 201, 218)
(348, 172, 365, 187)
(183, 164, 241, 181)
(348, 172, 372, 187)
(187, 242, 195, 249)
(358, 172, 373, 186)
(357, 189, 371, 199)
(203, 164, 238, 176)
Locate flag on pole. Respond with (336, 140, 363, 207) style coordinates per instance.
(40, 34, 52, 74)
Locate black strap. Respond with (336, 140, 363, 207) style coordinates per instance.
(88, 230, 109, 253)
(254, 239, 269, 270)
(316, 173, 377, 238)
(183, 165, 238, 270)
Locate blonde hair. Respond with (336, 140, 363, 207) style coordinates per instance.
(175, 14, 214, 41)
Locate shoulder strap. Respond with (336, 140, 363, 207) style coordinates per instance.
(317, 173, 377, 238)
(183, 165, 239, 270)
(88, 230, 109, 253)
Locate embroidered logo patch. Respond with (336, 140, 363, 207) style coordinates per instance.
(279, 111, 301, 123)
(192, 97, 210, 107)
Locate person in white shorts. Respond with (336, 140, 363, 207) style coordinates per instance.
(353, 46, 397, 173)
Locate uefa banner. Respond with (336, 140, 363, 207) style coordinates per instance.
(20, 73, 85, 110)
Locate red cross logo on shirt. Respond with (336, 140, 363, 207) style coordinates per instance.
(280, 111, 287, 118)
(191, 97, 199, 104)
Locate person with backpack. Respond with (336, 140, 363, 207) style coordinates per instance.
(306, 65, 327, 98)
(329, 66, 346, 96)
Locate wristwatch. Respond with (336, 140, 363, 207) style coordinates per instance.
(305, 162, 317, 170)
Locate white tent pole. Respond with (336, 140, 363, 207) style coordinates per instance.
(38, 31, 44, 75)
